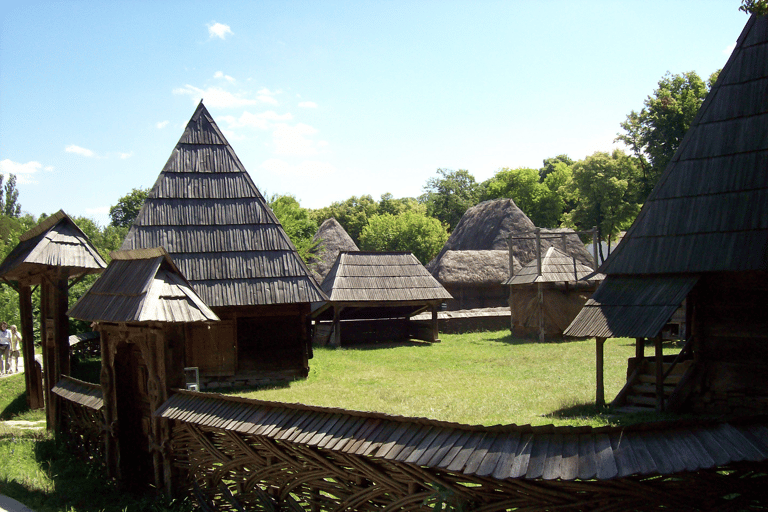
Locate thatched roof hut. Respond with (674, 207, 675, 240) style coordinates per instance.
(121, 101, 326, 386)
(307, 217, 359, 280)
(565, 13, 768, 415)
(427, 199, 593, 310)
(313, 251, 452, 346)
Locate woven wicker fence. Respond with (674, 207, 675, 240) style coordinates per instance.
(170, 421, 768, 512)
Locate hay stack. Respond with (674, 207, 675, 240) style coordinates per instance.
(308, 218, 359, 280)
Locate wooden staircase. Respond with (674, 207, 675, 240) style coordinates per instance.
(615, 359, 693, 413)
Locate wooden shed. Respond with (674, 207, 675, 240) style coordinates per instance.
(121, 101, 327, 388)
(67, 247, 219, 491)
(507, 246, 603, 341)
(0, 210, 106, 428)
(313, 251, 452, 346)
(565, 13, 768, 415)
(427, 199, 592, 311)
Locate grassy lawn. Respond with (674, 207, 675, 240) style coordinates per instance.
(232, 330, 681, 427)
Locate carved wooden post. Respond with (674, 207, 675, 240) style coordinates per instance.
(54, 270, 70, 434)
(40, 279, 57, 430)
(596, 337, 606, 407)
(332, 306, 341, 348)
(20, 284, 43, 409)
(655, 335, 665, 412)
(431, 305, 439, 343)
(100, 329, 119, 480)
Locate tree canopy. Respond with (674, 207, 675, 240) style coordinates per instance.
(359, 211, 448, 265)
(268, 194, 318, 263)
(480, 167, 564, 228)
(617, 70, 717, 199)
(109, 187, 148, 228)
(420, 168, 480, 232)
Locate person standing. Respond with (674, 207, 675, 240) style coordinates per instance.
(10, 325, 21, 374)
(0, 322, 10, 374)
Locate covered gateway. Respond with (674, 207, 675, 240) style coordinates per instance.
(121, 102, 327, 388)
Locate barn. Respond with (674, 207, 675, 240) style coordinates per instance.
(121, 102, 327, 388)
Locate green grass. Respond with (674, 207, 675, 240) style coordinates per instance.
(230, 331, 683, 427)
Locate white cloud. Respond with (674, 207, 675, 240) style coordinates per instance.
(118, 152, 133, 159)
(208, 22, 233, 40)
(272, 123, 327, 156)
(0, 159, 45, 184)
(214, 71, 236, 83)
(173, 85, 259, 108)
(221, 110, 293, 130)
(723, 43, 736, 55)
(258, 95, 279, 105)
(261, 158, 336, 178)
(298, 101, 318, 108)
(157, 120, 169, 129)
(65, 145, 95, 157)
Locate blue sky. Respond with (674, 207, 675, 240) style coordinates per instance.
(0, 1, 749, 226)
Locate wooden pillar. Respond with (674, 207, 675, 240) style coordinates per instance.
(596, 337, 606, 407)
(54, 271, 69, 434)
(655, 335, 664, 412)
(635, 337, 644, 361)
(41, 279, 56, 430)
(431, 305, 439, 343)
(20, 284, 43, 409)
(332, 306, 341, 348)
(100, 329, 119, 480)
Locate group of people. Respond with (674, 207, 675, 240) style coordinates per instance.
(0, 321, 22, 375)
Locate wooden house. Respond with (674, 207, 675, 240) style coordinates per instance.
(565, 13, 768, 415)
(307, 217, 359, 281)
(121, 102, 327, 388)
(0, 210, 106, 426)
(313, 251, 452, 346)
(427, 199, 593, 310)
(67, 247, 219, 491)
(507, 246, 603, 340)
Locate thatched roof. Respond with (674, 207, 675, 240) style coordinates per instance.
(321, 251, 452, 303)
(506, 247, 603, 286)
(427, 199, 594, 285)
(121, 102, 326, 307)
(68, 247, 219, 324)
(308, 218, 359, 280)
(430, 250, 519, 285)
(600, 14, 768, 276)
(0, 210, 106, 285)
(566, 14, 768, 338)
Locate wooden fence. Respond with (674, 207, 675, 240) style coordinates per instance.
(54, 380, 768, 511)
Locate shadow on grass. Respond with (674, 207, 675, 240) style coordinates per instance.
(0, 392, 30, 421)
(480, 332, 577, 346)
(546, 400, 698, 427)
(314, 339, 435, 351)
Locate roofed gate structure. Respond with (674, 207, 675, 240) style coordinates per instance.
(122, 102, 327, 388)
(566, 13, 768, 414)
(0, 210, 106, 429)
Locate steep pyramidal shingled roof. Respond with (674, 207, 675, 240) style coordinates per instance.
(600, 13, 768, 276)
(308, 217, 359, 280)
(506, 246, 603, 286)
(121, 102, 327, 307)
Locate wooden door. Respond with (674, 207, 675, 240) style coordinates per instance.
(186, 321, 236, 376)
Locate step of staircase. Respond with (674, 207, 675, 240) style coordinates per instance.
(627, 394, 659, 406)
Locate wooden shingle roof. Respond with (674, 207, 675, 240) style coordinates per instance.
(68, 247, 219, 324)
(600, 14, 768, 276)
(121, 101, 327, 307)
(0, 210, 106, 284)
(52, 376, 103, 410)
(308, 218, 360, 280)
(506, 247, 603, 286)
(321, 252, 453, 303)
(157, 390, 768, 481)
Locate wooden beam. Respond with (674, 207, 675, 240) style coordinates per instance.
(655, 335, 664, 412)
(431, 306, 439, 343)
(635, 337, 644, 362)
(596, 337, 606, 407)
(19, 284, 43, 410)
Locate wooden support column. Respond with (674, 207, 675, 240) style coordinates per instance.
(332, 306, 342, 348)
(655, 335, 664, 412)
(41, 278, 56, 430)
(54, 271, 70, 434)
(20, 284, 43, 409)
(635, 337, 644, 361)
(431, 305, 439, 343)
(596, 336, 606, 407)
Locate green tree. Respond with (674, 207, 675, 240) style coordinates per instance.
(109, 187, 148, 227)
(310, 195, 379, 246)
(359, 211, 448, 265)
(269, 195, 318, 263)
(378, 193, 425, 216)
(0, 174, 21, 218)
(740, 0, 768, 15)
(563, 150, 642, 262)
(539, 154, 574, 181)
(617, 71, 717, 199)
(480, 167, 564, 228)
(420, 168, 480, 232)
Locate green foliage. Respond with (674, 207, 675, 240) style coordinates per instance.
(539, 154, 574, 181)
(617, 70, 716, 199)
(359, 211, 448, 264)
(740, 0, 768, 16)
(378, 193, 425, 216)
(310, 194, 379, 246)
(480, 167, 564, 228)
(268, 194, 318, 262)
(109, 187, 148, 228)
(420, 168, 480, 232)
(0, 174, 21, 217)
(563, 150, 642, 260)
